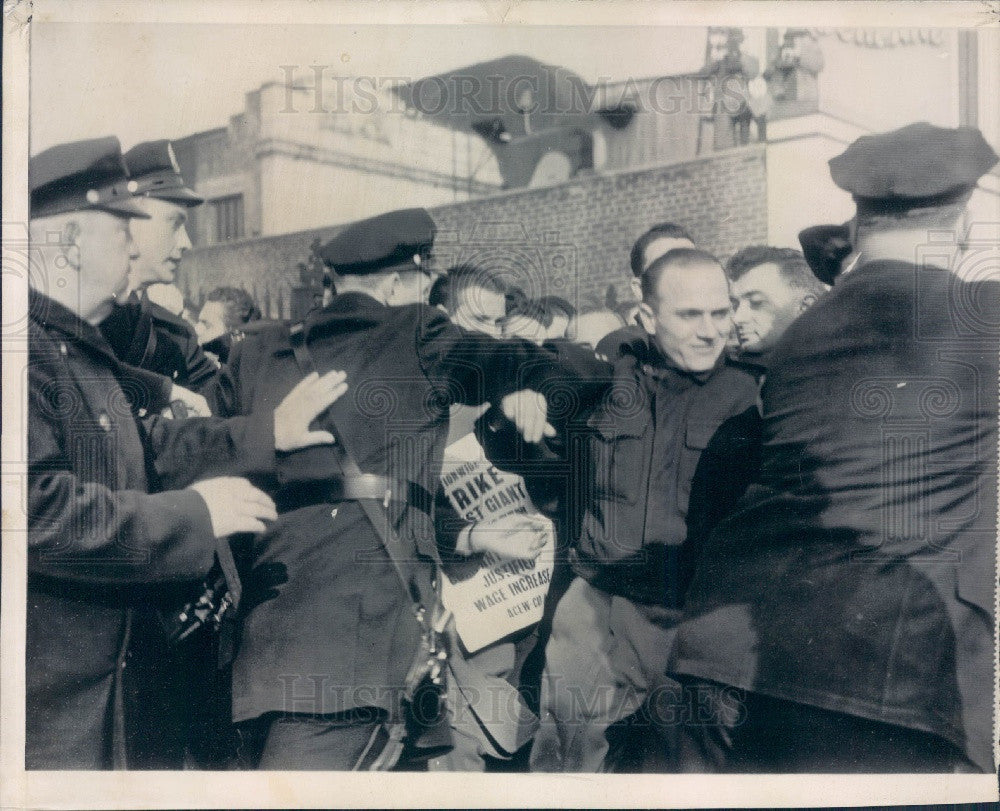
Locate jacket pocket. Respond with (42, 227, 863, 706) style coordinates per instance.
(588, 414, 650, 507)
(677, 420, 718, 517)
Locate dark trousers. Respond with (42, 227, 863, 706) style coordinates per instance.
(670, 679, 974, 773)
(237, 709, 388, 770)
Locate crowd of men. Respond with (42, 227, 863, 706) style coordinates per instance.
(23, 121, 998, 774)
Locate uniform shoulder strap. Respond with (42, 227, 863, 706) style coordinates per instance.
(285, 320, 431, 618)
(288, 321, 315, 375)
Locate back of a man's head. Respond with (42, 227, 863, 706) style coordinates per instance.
(328, 266, 395, 298)
(205, 285, 262, 328)
(854, 198, 968, 243)
(440, 263, 509, 337)
(630, 222, 695, 277)
(443, 264, 507, 315)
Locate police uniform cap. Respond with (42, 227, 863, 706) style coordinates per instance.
(798, 222, 851, 285)
(30, 136, 150, 219)
(318, 208, 436, 275)
(124, 140, 204, 206)
(830, 122, 998, 214)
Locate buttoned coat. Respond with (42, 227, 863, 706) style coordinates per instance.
(27, 290, 275, 768)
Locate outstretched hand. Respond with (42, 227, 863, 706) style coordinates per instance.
(273, 370, 348, 452)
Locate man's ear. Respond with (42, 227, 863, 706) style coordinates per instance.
(629, 276, 642, 302)
(60, 219, 82, 272)
(637, 300, 657, 336)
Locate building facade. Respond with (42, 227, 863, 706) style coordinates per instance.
(176, 26, 998, 319)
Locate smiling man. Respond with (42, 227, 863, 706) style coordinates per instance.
(530, 248, 758, 773)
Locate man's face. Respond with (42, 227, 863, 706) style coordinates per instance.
(731, 262, 806, 354)
(639, 260, 732, 372)
(127, 196, 192, 290)
(451, 284, 506, 338)
(388, 269, 435, 306)
(77, 211, 137, 321)
(195, 300, 228, 345)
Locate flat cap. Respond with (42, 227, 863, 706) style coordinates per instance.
(124, 140, 203, 206)
(830, 122, 998, 214)
(30, 136, 149, 219)
(798, 222, 851, 285)
(318, 208, 436, 274)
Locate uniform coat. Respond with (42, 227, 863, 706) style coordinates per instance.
(100, 295, 219, 407)
(221, 292, 574, 723)
(27, 290, 275, 768)
(671, 261, 999, 772)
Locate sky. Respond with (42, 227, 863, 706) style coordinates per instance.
(30, 22, 709, 153)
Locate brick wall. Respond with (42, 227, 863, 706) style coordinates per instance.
(177, 144, 767, 319)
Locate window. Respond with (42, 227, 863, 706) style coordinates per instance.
(211, 194, 245, 242)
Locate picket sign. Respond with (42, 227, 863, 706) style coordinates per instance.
(438, 430, 556, 652)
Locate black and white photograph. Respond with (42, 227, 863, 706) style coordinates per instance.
(2, 0, 999, 807)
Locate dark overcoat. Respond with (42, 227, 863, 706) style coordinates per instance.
(100, 295, 219, 406)
(221, 292, 572, 723)
(672, 261, 999, 772)
(27, 290, 275, 769)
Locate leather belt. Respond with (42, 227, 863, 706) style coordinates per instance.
(274, 474, 434, 516)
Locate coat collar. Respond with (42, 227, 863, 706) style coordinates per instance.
(727, 349, 769, 382)
(299, 291, 386, 338)
(626, 334, 724, 385)
(30, 288, 131, 370)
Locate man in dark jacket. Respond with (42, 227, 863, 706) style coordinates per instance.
(221, 208, 570, 770)
(100, 139, 218, 415)
(25, 137, 347, 769)
(529, 248, 758, 772)
(669, 122, 999, 773)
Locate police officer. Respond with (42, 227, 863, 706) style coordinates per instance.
(26, 137, 348, 769)
(220, 207, 572, 770)
(668, 122, 999, 772)
(100, 139, 218, 415)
